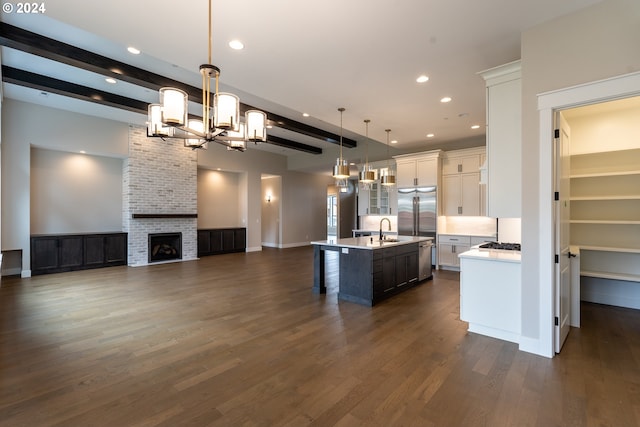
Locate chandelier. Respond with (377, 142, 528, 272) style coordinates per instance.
(332, 107, 350, 186)
(380, 129, 396, 187)
(147, 0, 267, 151)
(358, 119, 376, 189)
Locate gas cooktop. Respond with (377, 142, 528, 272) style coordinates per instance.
(478, 242, 521, 252)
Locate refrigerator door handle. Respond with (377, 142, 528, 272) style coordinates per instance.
(413, 196, 419, 236)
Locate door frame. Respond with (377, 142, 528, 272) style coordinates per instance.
(536, 71, 640, 358)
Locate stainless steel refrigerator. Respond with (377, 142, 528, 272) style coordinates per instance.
(397, 187, 437, 238)
(398, 186, 437, 280)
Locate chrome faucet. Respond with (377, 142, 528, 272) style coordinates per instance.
(379, 217, 391, 241)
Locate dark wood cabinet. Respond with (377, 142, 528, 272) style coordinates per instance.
(197, 228, 246, 257)
(336, 243, 422, 306)
(31, 232, 127, 275)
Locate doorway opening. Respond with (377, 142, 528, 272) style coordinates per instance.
(541, 72, 640, 356)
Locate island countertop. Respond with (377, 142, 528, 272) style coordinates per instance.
(311, 235, 432, 250)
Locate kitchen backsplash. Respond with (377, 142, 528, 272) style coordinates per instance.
(438, 216, 498, 236)
(359, 215, 398, 232)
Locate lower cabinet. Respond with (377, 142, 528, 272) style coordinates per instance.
(31, 233, 127, 275)
(197, 228, 246, 257)
(372, 243, 420, 304)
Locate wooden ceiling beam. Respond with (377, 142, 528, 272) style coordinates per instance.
(0, 22, 356, 148)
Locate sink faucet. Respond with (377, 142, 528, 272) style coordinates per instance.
(379, 217, 391, 241)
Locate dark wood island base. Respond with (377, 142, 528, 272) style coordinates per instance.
(312, 237, 431, 306)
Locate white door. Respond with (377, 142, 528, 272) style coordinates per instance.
(554, 111, 572, 353)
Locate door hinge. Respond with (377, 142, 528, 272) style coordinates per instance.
(555, 316, 559, 326)
(555, 254, 559, 264)
(554, 129, 560, 139)
(554, 192, 559, 201)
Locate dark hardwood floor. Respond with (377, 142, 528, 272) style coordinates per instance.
(1, 246, 639, 426)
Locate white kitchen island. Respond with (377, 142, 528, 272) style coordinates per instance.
(458, 248, 521, 344)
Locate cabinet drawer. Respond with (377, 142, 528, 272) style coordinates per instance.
(438, 235, 471, 245)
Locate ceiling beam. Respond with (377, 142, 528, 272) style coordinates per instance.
(0, 22, 356, 148)
(2, 66, 323, 154)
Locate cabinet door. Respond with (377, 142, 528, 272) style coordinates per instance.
(381, 255, 396, 295)
(234, 228, 246, 251)
(406, 252, 419, 283)
(438, 243, 456, 266)
(105, 234, 127, 264)
(442, 175, 462, 216)
(84, 235, 105, 266)
(31, 237, 59, 272)
(396, 160, 417, 187)
(197, 230, 212, 256)
(58, 236, 84, 269)
(460, 173, 480, 216)
(416, 157, 437, 187)
(222, 229, 235, 251)
(210, 230, 224, 253)
(395, 255, 408, 287)
(358, 187, 371, 215)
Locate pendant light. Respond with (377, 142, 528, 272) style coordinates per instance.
(332, 107, 350, 183)
(147, 0, 267, 151)
(358, 119, 376, 189)
(380, 129, 396, 187)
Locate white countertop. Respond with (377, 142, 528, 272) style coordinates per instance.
(311, 235, 432, 250)
(458, 248, 521, 263)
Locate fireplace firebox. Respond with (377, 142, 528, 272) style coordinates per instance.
(148, 232, 182, 263)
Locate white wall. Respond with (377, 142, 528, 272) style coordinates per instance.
(261, 175, 281, 247)
(520, 0, 640, 356)
(1, 99, 334, 272)
(30, 148, 123, 234)
(197, 169, 242, 229)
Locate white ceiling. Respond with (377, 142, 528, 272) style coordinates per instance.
(1, 0, 604, 155)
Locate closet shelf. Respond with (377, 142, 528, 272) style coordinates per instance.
(570, 220, 640, 225)
(570, 170, 640, 179)
(576, 245, 640, 254)
(571, 195, 640, 201)
(581, 270, 640, 283)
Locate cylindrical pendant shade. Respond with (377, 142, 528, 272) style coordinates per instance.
(380, 175, 396, 186)
(359, 165, 376, 183)
(185, 119, 205, 149)
(159, 87, 188, 126)
(147, 104, 173, 136)
(226, 123, 246, 151)
(332, 158, 350, 180)
(214, 92, 240, 131)
(245, 110, 267, 142)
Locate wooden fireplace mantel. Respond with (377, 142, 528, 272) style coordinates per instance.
(132, 214, 198, 219)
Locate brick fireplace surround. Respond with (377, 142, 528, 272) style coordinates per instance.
(123, 126, 198, 266)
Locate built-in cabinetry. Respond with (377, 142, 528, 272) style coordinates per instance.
(479, 60, 522, 218)
(31, 232, 127, 275)
(570, 149, 640, 286)
(197, 228, 247, 257)
(441, 148, 485, 216)
(394, 150, 441, 188)
(438, 234, 494, 270)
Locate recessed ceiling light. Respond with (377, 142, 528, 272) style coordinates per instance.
(471, 124, 481, 130)
(440, 97, 452, 103)
(127, 46, 140, 55)
(79, 150, 86, 154)
(229, 39, 244, 50)
(302, 113, 310, 117)
(391, 140, 398, 144)
(416, 75, 429, 83)
(105, 77, 117, 84)
(426, 133, 435, 138)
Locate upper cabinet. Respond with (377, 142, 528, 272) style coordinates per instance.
(394, 150, 441, 188)
(479, 60, 521, 218)
(441, 147, 485, 217)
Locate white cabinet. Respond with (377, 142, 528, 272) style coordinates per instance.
(441, 148, 484, 216)
(358, 182, 397, 215)
(570, 148, 640, 295)
(437, 235, 470, 269)
(479, 60, 521, 218)
(394, 150, 441, 188)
